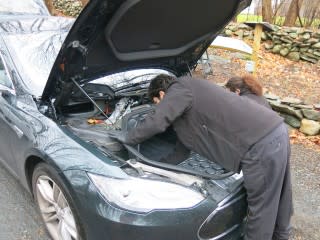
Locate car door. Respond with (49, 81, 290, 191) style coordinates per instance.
(0, 54, 19, 172)
(0, 52, 37, 175)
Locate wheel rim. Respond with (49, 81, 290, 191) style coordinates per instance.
(35, 175, 78, 240)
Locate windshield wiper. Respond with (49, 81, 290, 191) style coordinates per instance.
(116, 85, 149, 95)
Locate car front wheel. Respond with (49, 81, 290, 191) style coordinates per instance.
(32, 163, 84, 240)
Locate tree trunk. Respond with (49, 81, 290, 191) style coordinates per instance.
(272, 0, 286, 24)
(261, 0, 273, 22)
(300, 0, 320, 27)
(283, 0, 301, 26)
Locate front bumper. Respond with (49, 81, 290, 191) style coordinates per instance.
(64, 170, 246, 240)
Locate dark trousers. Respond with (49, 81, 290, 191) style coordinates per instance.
(241, 123, 293, 240)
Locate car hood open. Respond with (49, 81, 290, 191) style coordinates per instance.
(42, 0, 251, 104)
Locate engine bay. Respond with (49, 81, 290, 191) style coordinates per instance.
(56, 76, 243, 197)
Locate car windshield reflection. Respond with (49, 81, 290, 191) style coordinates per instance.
(91, 69, 173, 91)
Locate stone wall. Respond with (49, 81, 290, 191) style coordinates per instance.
(222, 23, 320, 135)
(224, 22, 320, 64)
(265, 94, 320, 136)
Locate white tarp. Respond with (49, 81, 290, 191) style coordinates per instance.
(210, 36, 252, 55)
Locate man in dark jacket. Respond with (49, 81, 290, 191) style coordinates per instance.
(111, 74, 293, 240)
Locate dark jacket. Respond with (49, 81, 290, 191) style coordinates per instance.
(125, 77, 283, 172)
(241, 92, 271, 109)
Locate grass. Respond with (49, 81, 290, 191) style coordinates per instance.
(237, 14, 262, 22)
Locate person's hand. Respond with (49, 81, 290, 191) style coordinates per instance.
(108, 130, 128, 144)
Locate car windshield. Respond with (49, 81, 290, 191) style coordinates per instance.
(0, 0, 49, 15)
(0, 16, 74, 96)
(3, 30, 67, 96)
(91, 69, 173, 92)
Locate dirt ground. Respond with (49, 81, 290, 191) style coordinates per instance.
(195, 43, 320, 105)
(289, 144, 320, 240)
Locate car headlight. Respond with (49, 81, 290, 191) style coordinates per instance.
(88, 173, 205, 213)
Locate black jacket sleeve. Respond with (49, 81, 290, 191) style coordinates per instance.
(124, 81, 193, 145)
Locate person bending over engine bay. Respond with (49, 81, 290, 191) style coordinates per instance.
(109, 74, 293, 240)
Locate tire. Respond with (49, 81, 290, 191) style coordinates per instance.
(32, 163, 86, 240)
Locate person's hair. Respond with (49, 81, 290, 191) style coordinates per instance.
(148, 74, 175, 100)
(225, 74, 263, 96)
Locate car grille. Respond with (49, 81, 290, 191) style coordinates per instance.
(198, 193, 247, 240)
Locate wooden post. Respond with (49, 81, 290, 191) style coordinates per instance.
(252, 24, 263, 75)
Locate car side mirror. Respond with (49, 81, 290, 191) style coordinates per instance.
(0, 85, 16, 105)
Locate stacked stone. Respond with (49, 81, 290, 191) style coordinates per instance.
(265, 94, 320, 136)
(52, 0, 83, 17)
(224, 22, 254, 40)
(224, 23, 320, 64)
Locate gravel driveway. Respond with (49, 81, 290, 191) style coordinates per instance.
(0, 162, 49, 240)
(0, 143, 319, 240)
(290, 144, 320, 240)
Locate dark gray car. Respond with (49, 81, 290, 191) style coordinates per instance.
(0, 0, 251, 239)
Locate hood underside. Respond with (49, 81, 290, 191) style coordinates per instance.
(42, 0, 251, 103)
